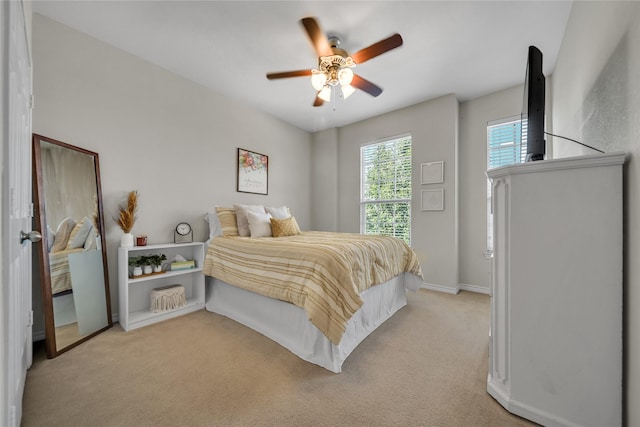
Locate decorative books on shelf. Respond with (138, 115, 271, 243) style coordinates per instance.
(132, 270, 166, 279)
(170, 260, 195, 271)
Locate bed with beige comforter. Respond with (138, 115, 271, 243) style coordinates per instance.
(203, 231, 423, 363)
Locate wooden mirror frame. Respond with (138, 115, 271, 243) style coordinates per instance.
(32, 134, 113, 358)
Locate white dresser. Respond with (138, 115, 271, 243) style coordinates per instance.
(487, 153, 625, 427)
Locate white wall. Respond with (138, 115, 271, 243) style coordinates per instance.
(311, 128, 338, 231)
(458, 85, 524, 291)
(332, 94, 459, 291)
(551, 1, 640, 424)
(32, 14, 311, 323)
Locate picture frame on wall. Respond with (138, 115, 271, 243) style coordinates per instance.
(237, 148, 268, 195)
(421, 161, 444, 184)
(421, 189, 444, 211)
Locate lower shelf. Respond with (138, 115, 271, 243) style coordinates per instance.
(124, 298, 204, 331)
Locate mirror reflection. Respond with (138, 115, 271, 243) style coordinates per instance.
(33, 134, 112, 357)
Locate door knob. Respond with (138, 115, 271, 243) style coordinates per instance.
(20, 230, 42, 243)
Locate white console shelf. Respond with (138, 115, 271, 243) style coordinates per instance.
(118, 242, 205, 331)
(487, 152, 625, 427)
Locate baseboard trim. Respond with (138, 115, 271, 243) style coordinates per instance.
(420, 283, 459, 294)
(420, 283, 490, 296)
(459, 283, 490, 295)
(488, 378, 580, 427)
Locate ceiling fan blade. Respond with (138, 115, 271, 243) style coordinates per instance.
(351, 74, 383, 97)
(266, 69, 313, 80)
(351, 33, 403, 65)
(301, 17, 333, 57)
(313, 95, 324, 107)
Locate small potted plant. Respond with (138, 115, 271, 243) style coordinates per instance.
(148, 254, 167, 273)
(140, 255, 153, 274)
(128, 256, 143, 277)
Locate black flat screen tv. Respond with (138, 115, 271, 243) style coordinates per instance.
(522, 45, 545, 162)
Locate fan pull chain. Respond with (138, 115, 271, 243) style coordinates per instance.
(332, 86, 337, 111)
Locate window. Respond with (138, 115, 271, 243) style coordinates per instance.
(486, 116, 525, 250)
(487, 116, 526, 169)
(360, 135, 412, 245)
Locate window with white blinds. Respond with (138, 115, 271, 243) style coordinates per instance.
(486, 116, 525, 251)
(360, 135, 412, 245)
(487, 116, 526, 170)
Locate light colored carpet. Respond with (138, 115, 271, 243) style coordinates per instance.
(22, 289, 536, 426)
(54, 322, 86, 350)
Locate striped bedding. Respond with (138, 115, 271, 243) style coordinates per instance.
(203, 231, 423, 345)
(49, 248, 83, 295)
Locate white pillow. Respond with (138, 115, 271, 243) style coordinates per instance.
(265, 205, 290, 219)
(233, 204, 266, 237)
(247, 211, 272, 237)
(205, 211, 222, 238)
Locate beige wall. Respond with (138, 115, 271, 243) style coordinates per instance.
(32, 14, 312, 325)
(551, 1, 640, 423)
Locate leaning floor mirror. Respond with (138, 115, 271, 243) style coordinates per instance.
(32, 134, 113, 358)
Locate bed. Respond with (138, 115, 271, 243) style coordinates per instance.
(203, 209, 423, 373)
(47, 216, 98, 295)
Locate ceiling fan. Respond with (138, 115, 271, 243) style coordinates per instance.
(266, 17, 403, 107)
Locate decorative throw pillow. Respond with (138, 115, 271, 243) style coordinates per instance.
(50, 217, 76, 252)
(66, 217, 93, 250)
(205, 211, 222, 239)
(265, 205, 291, 219)
(233, 204, 266, 237)
(247, 211, 272, 237)
(215, 207, 239, 237)
(270, 216, 301, 237)
(84, 226, 98, 250)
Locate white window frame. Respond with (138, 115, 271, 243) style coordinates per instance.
(487, 116, 525, 251)
(360, 134, 412, 245)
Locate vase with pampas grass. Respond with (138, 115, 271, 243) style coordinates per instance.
(115, 190, 138, 247)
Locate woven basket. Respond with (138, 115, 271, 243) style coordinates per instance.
(150, 284, 187, 313)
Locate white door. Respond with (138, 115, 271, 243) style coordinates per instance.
(1, 1, 34, 426)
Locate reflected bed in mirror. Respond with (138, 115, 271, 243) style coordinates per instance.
(32, 134, 112, 358)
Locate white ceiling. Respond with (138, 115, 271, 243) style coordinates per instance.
(32, 1, 573, 133)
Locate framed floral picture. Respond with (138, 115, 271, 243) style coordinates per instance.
(237, 148, 268, 195)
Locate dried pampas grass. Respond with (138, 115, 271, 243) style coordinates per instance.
(115, 190, 138, 233)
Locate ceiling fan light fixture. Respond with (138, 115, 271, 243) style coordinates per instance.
(311, 69, 327, 91)
(338, 67, 354, 86)
(267, 17, 402, 107)
(341, 84, 356, 99)
(318, 86, 332, 102)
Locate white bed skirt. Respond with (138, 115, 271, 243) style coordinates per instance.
(205, 273, 422, 373)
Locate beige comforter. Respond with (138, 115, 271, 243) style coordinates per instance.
(49, 248, 83, 295)
(203, 231, 423, 345)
